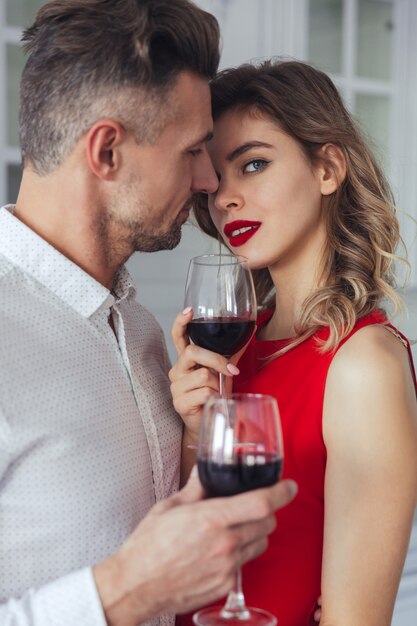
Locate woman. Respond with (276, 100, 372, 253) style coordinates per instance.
(169, 60, 417, 625)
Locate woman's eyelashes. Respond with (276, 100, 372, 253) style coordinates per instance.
(242, 158, 270, 174)
(209, 158, 270, 192)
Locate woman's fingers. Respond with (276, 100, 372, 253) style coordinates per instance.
(171, 307, 193, 355)
(169, 312, 242, 432)
(169, 345, 240, 435)
(171, 365, 219, 394)
(169, 365, 219, 436)
(169, 344, 239, 382)
(313, 595, 322, 623)
(172, 387, 216, 429)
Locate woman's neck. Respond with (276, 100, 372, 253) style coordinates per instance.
(259, 259, 324, 341)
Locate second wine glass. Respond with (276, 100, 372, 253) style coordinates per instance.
(194, 393, 284, 626)
(184, 254, 257, 396)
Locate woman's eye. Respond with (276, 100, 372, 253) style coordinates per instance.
(243, 159, 268, 173)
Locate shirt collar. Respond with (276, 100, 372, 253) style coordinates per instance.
(0, 205, 136, 318)
(112, 266, 137, 304)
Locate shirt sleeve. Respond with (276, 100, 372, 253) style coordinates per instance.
(0, 568, 107, 626)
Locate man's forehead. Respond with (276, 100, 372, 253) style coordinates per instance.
(165, 104, 212, 144)
(169, 70, 211, 115)
(144, 70, 212, 146)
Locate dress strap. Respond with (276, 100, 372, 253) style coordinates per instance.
(383, 324, 417, 395)
(383, 325, 409, 349)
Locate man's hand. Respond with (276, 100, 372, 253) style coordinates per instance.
(94, 469, 297, 626)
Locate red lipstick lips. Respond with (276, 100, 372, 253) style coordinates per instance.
(224, 220, 261, 247)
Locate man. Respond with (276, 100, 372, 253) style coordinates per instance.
(0, 1, 297, 625)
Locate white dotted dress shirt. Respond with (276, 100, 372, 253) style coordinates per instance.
(0, 205, 182, 626)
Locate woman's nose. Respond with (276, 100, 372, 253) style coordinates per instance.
(213, 178, 242, 212)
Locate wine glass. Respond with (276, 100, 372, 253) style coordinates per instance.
(194, 393, 284, 626)
(184, 254, 257, 396)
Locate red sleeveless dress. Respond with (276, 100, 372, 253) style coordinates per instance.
(177, 310, 416, 626)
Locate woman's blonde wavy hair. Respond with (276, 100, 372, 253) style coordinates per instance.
(193, 59, 407, 353)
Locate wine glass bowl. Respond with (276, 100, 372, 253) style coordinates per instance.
(185, 254, 257, 359)
(197, 394, 283, 498)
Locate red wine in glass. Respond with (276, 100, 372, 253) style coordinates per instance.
(198, 452, 282, 497)
(187, 317, 256, 358)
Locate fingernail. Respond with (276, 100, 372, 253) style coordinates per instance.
(227, 363, 240, 375)
(190, 465, 198, 477)
(288, 480, 298, 496)
(182, 307, 192, 315)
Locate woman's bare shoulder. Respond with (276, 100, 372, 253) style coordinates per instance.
(329, 323, 413, 393)
(323, 323, 417, 449)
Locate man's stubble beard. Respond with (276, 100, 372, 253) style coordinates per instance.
(104, 177, 185, 261)
(104, 201, 184, 259)
(131, 214, 183, 252)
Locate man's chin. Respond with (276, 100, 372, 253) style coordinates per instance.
(161, 229, 182, 251)
(134, 227, 182, 253)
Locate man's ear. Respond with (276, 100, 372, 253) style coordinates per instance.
(86, 120, 126, 180)
(316, 143, 347, 196)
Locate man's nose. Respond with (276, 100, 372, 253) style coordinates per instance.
(191, 151, 219, 194)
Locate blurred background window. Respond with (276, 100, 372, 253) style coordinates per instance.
(0, 0, 44, 207)
(357, 0, 393, 80)
(6, 0, 44, 27)
(308, 0, 395, 172)
(7, 43, 25, 148)
(309, 0, 344, 74)
(305, 0, 416, 291)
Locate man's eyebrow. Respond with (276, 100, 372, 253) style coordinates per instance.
(227, 141, 274, 161)
(205, 131, 214, 142)
(192, 131, 214, 146)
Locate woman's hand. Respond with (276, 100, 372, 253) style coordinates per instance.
(169, 307, 239, 440)
(314, 596, 322, 623)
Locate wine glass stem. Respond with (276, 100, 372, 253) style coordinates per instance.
(219, 372, 227, 397)
(220, 567, 250, 620)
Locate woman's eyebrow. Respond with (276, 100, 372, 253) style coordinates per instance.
(226, 141, 274, 161)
